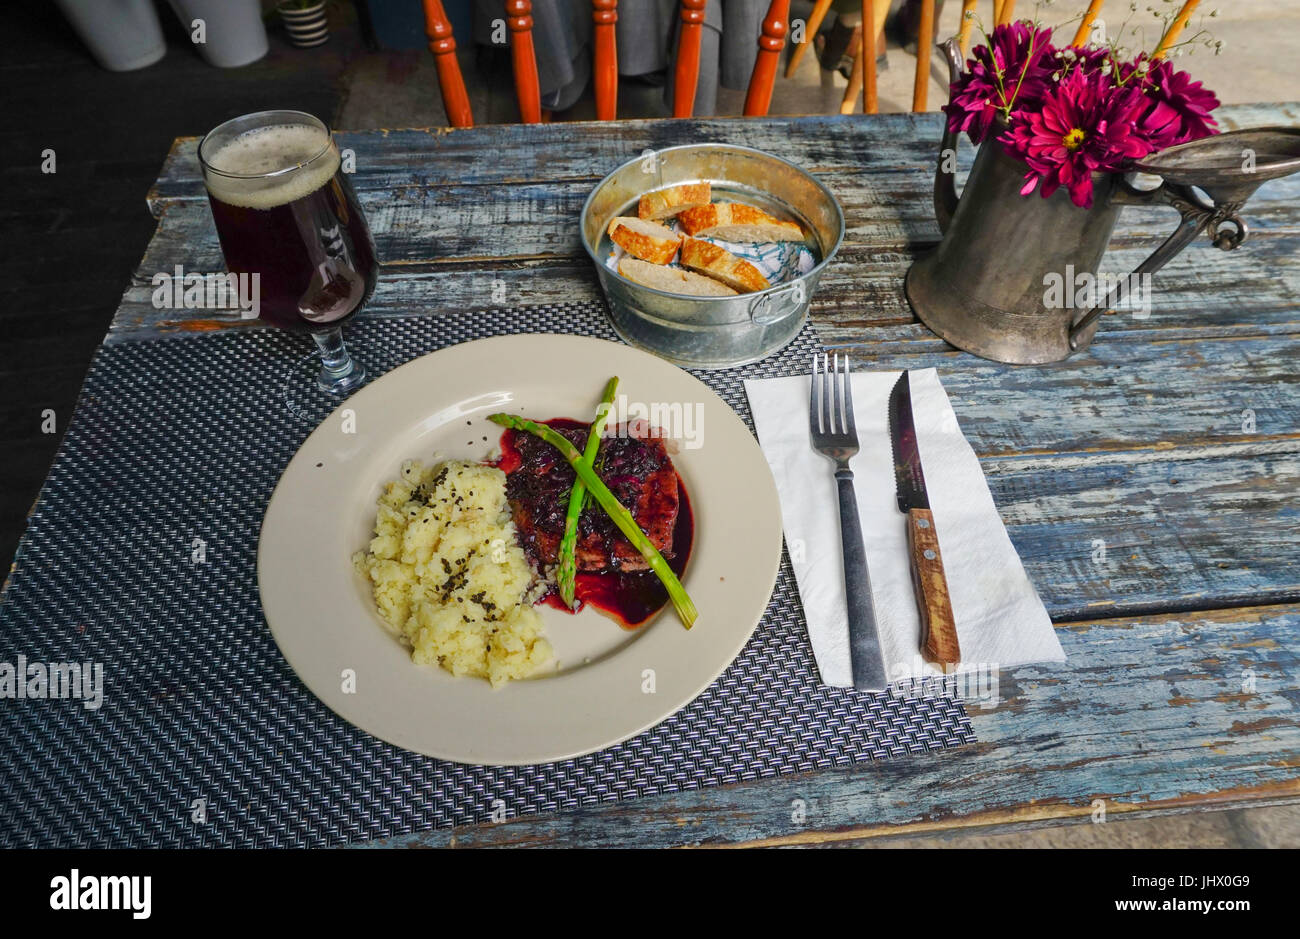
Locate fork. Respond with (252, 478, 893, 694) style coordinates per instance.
(809, 353, 887, 691)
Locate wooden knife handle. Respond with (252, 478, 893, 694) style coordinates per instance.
(905, 508, 961, 669)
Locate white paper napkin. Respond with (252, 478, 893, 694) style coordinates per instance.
(744, 367, 1065, 686)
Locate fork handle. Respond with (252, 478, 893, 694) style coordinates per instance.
(835, 468, 888, 690)
(906, 508, 961, 669)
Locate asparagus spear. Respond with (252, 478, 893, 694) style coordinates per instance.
(558, 377, 619, 609)
(488, 412, 697, 629)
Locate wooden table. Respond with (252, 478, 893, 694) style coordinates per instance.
(109, 105, 1300, 847)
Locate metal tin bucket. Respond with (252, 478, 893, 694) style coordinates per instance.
(581, 144, 845, 369)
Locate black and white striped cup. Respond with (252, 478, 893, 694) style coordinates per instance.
(279, 2, 329, 48)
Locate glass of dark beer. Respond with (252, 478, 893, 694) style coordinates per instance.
(199, 110, 376, 397)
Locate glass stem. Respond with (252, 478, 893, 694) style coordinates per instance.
(313, 327, 355, 378)
(311, 326, 366, 395)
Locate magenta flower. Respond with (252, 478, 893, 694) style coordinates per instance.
(943, 22, 1055, 143)
(1000, 68, 1156, 209)
(1130, 57, 1221, 151)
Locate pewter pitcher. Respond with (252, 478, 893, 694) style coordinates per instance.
(905, 39, 1300, 364)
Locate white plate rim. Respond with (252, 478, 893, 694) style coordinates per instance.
(257, 333, 784, 765)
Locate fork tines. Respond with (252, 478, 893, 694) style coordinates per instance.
(810, 352, 857, 440)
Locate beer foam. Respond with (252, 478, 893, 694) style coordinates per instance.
(204, 123, 340, 210)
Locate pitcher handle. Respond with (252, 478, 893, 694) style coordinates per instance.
(1067, 178, 1249, 350)
(934, 39, 966, 234)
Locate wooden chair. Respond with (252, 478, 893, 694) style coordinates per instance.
(968, 0, 1107, 53)
(421, 0, 792, 127)
(784, 0, 833, 79)
(836, 0, 891, 114)
(779, 0, 934, 116)
(834, 0, 1022, 116)
(742, 1, 790, 117)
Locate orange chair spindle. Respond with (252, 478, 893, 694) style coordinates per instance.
(743, 0, 790, 117)
(957, 0, 977, 57)
(1072, 1, 1106, 46)
(506, 1, 542, 123)
(998, 0, 1017, 25)
(863, 0, 878, 114)
(785, 0, 832, 78)
(912, 0, 934, 112)
(673, 0, 707, 118)
(838, 26, 863, 114)
(593, 1, 619, 121)
(1153, 0, 1200, 59)
(422, 0, 473, 128)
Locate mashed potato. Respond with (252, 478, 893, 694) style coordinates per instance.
(353, 459, 551, 687)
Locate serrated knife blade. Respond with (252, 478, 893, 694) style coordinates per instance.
(887, 372, 961, 669)
(888, 372, 929, 513)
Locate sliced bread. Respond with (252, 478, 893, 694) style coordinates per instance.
(607, 216, 681, 264)
(679, 238, 769, 293)
(617, 257, 739, 297)
(637, 182, 711, 221)
(677, 202, 805, 242)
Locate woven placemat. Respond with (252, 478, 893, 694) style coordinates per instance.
(0, 303, 973, 847)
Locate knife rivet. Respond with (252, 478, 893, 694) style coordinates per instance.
(924, 549, 936, 560)
(917, 518, 930, 529)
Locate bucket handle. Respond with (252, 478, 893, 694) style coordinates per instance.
(1067, 178, 1248, 349)
(750, 280, 807, 326)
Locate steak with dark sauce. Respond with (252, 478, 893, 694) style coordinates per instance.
(501, 420, 679, 573)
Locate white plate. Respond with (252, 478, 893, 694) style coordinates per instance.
(258, 334, 784, 765)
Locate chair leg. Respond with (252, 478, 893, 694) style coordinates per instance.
(786, 0, 833, 78)
(912, 0, 934, 111)
(593, 0, 618, 120)
(743, 0, 790, 117)
(957, 0, 977, 56)
(506, 1, 542, 123)
(840, 31, 863, 114)
(673, 0, 707, 118)
(1072, 1, 1107, 47)
(422, 0, 473, 128)
(862, 0, 879, 114)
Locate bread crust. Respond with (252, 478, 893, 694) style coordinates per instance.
(617, 257, 739, 297)
(637, 183, 712, 220)
(607, 217, 681, 264)
(679, 238, 769, 293)
(677, 202, 805, 242)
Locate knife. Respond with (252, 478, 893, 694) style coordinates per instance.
(888, 372, 962, 670)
